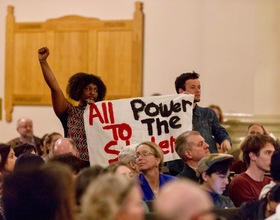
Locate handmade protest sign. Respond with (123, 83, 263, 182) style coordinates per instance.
(84, 94, 194, 166)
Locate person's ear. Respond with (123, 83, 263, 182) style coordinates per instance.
(185, 150, 192, 159)
(249, 152, 257, 161)
(156, 157, 161, 167)
(178, 88, 185, 94)
(129, 161, 137, 170)
(202, 172, 208, 181)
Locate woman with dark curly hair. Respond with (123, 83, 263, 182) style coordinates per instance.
(38, 47, 107, 167)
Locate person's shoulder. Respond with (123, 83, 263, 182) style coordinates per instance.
(216, 194, 235, 208)
(239, 199, 262, 211)
(34, 136, 42, 143)
(196, 105, 214, 111)
(137, 173, 145, 180)
(7, 137, 21, 147)
(195, 105, 216, 115)
(160, 173, 177, 180)
(264, 175, 272, 183)
(219, 194, 235, 203)
(259, 181, 275, 199)
(230, 172, 250, 185)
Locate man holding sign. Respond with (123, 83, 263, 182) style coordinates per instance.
(167, 71, 232, 175)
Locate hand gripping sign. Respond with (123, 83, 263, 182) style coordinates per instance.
(84, 94, 194, 166)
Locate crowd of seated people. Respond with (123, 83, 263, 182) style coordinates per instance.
(0, 132, 279, 220)
(1, 105, 280, 220)
(3, 65, 280, 219)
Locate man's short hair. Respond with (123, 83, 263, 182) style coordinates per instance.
(174, 71, 200, 94)
(240, 134, 276, 166)
(175, 131, 201, 161)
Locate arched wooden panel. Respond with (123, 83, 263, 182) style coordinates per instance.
(4, 2, 144, 122)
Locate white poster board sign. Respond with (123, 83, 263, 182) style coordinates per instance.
(84, 94, 193, 166)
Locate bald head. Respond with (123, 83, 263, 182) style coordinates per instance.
(52, 138, 77, 157)
(17, 117, 34, 138)
(154, 179, 215, 220)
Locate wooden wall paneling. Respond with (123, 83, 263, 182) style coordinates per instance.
(4, 2, 144, 122)
(4, 6, 15, 122)
(132, 2, 144, 99)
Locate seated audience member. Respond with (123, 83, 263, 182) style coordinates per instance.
(52, 138, 78, 157)
(49, 153, 84, 176)
(80, 173, 145, 220)
(135, 141, 176, 201)
(14, 153, 45, 172)
(259, 150, 280, 199)
(13, 143, 36, 157)
(197, 153, 235, 209)
(0, 144, 17, 194)
(154, 178, 216, 220)
(175, 130, 210, 182)
(208, 104, 224, 124)
(236, 184, 280, 220)
(229, 134, 276, 207)
(7, 117, 42, 155)
(106, 161, 135, 178)
(106, 161, 150, 213)
(208, 104, 226, 153)
(43, 132, 63, 161)
(118, 144, 140, 175)
(3, 163, 75, 220)
(266, 203, 280, 220)
(39, 133, 49, 159)
(230, 151, 247, 174)
(0, 144, 17, 177)
(0, 144, 17, 220)
(75, 165, 105, 207)
(231, 123, 271, 174)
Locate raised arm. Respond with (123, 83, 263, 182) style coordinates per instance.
(38, 47, 69, 117)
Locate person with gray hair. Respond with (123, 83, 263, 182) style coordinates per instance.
(7, 117, 42, 155)
(118, 144, 139, 175)
(80, 173, 145, 220)
(175, 130, 210, 182)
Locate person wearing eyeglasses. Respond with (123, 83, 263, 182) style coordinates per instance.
(134, 141, 176, 201)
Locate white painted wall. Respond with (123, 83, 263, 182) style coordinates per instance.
(1, 0, 280, 142)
